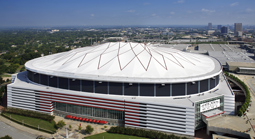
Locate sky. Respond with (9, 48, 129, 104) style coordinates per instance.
(0, 0, 255, 27)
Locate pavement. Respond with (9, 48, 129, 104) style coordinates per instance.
(0, 120, 37, 139)
(53, 116, 112, 139)
(0, 115, 52, 138)
(0, 114, 112, 139)
(208, 115, 254, 135)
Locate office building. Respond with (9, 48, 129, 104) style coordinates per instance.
(221, 26, 228, 34)
(208, 23, 212, 30)
(234, 23, 242, 37)
(217, 25, 222, 30)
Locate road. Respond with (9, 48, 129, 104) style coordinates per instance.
(0, 121, 37, 139)
(234, 74, 255, 98)
(246, 77, 255, 98)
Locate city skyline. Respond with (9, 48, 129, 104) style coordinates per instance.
(0, 0, 255, 27)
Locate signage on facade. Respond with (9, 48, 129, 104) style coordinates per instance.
(200, 99, 220, 112)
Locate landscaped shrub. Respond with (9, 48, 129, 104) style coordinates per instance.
(108, 126, 187, 139)
(3, 107, 55, 121)
(85, 125, 94, 134)
(56, 120, 66, 129)
(224, 72, 251, 116)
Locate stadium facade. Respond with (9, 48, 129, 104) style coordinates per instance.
(7, 42, 235, 136)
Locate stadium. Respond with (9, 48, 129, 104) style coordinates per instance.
(7, 42, 235, 136)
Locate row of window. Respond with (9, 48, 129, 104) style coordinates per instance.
(27, 70, 219, 97)
(54, 102, 124, 120)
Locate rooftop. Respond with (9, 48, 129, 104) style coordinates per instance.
(25, 42, 221, 83)
(189, 44, 255, 66)
(227, 61, 255, 68)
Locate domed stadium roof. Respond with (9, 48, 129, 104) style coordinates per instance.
(25, 42, 222, 83)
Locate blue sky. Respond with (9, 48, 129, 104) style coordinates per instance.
(0, 0, 254, 27)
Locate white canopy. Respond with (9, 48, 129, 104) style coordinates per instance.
(25, 42, 221, 83)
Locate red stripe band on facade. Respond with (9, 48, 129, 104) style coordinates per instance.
(125, 122, 140, 126)
(125, 113, 140, 117)
(40, 93, 125, 106)
(53, 101, 124, 112)
(125, 119, 139, 123)
(38, 105, 52, 110)
(124, 110, 140, 114)
(40, 109, 53, 112)
(39, 103, 52, 107)
(125, 104, 140, 107)
(40, 91, 125, 103)
(40, 91, 140, 104)
(40, 96, 125, 109)
(125, 116, 140, 120)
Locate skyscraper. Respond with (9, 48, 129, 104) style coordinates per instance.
(217, 25, 222, 30)
(208, 23, 212, 30)
(234, 23, 242, 37)
(221, 26, 228, 34)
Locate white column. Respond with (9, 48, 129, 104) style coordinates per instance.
(208, 79, 210, 90)
(198, 81, 200, 93)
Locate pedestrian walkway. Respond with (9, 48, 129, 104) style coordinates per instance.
(53, 116, 111, 139)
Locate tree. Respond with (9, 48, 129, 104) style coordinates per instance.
(85, 125, 94, 134)
(56, 120, 66, 129)
(0, 77, 3, 84)
(0, 135, 12, 139)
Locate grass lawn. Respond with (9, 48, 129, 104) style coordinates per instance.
(1, 74, 11, 77)
(3, 112, 56, 132)
(84, 132, 149, 139)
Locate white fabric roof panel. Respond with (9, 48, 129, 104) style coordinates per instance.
(25, 42, 222, 83)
